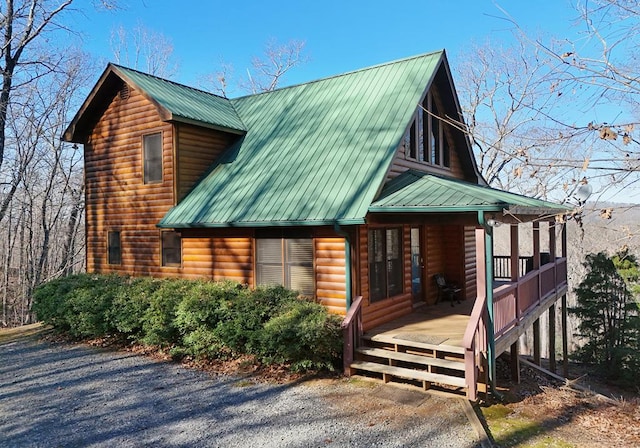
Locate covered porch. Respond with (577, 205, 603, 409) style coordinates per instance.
(343, 220, 570, 401)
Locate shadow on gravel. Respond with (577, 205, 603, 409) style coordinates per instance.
(0, 337, 481, 447)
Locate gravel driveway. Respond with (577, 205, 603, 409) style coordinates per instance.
(0, 335, 481, 447)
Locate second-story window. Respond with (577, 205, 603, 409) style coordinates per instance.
(143, 132, 162, 184)
(403, 89, 450, 168)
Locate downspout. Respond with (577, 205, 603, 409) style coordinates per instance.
(478, 211, 497, 396)
(334, 223, 352, 310)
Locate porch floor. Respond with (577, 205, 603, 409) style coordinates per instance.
(365, 298, 475, 348)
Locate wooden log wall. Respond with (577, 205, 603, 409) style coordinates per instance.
(85, 85, 174, 276)
(463, 226, 478, 300)
(315, 237, 347, 316)
(175, 123, 236, 201)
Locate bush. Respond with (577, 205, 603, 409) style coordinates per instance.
(260, 299, 343, 372)
(33, 274, 122, 338)
(214, 284, 299, 355)
(140, 278, 193, 346)
(32, 274, 343, 373)
(108, 276, 160, 340)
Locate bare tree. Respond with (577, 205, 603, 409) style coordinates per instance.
(207, 39, 309, 97)
(110, 23, 178, 77)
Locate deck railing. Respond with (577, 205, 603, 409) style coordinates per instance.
(463, 293, 488, 402)
(493, 257, 568, 338)
(341, 295, 363, 376)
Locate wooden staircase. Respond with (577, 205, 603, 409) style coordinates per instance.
(349, 333, 467, 393)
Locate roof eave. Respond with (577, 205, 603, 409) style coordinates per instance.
(368, 205, 504, 213)
(168, 115, 246, 135)
(157, 218, 366, 229)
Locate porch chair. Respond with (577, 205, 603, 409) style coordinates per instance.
(434, 274, 461, 306)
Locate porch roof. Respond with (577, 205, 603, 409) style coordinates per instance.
(368, 170, 571, 216)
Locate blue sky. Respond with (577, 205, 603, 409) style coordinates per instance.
(73, 0, 578, 88)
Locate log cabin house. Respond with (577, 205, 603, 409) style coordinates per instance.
(64, 50, 571, 400)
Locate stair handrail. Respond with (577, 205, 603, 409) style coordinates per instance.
(341, 295, 363, 376)
(463, 294, 488, 402)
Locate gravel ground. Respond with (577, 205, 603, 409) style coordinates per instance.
(0, 336, 481, 447)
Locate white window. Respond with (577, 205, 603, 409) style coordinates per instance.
(256, 238, 314, 296)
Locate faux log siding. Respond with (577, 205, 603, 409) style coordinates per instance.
(175, 124, 236, 201)
(359, 225, 413, 332)
(181, 237, 253, 285)
(463, 226, 477, 300)
(444, 225, 464, 286)
(424, 225, 445, 304)
(85, 86, 174, 276)
(315, 238, 347, 316)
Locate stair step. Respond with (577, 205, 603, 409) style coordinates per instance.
(350, 361, 467, 388)
(356, 347, 465, 371)
(364, 333, 465, 355)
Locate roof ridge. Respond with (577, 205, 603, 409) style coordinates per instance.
(110, 63, 230, 101)
(231, 50, 445, 101)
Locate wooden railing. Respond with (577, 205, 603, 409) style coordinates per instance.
(341, 296, 363, 376)
(493, 257, 568, 339)
(465, 256, 568, 400)
(493, 255, 533, 279)
(463, 293, 488, 402)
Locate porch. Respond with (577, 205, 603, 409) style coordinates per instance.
(343, 254, 569, 400)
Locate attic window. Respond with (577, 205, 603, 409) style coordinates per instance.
(403, 89, 450, 168)
(119, 84, 130, 101)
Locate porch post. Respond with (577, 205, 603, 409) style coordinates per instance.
(533, 319, 541, 365)
(477, 213, 496, 390)
(532, 221, 540, 270)
(549, 303, 556, 372)
(548, 222, 557, 373)
(510, 224, 520, 382)
(561, 223, 569, 377)
(510, 225, 519, 282)
(562, 294, 569, 377)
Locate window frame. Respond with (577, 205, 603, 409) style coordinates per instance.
(161, 230, 182, 267)
(402, 89, 450, 169)
(255, 237, 314, 297)
(107, 230, 122, 265)
(142, 132, 163, 184)
(368, 227, 404, 303)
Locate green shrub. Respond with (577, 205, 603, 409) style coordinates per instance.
(108, 276, 160, 340)
(140, 278, 193, 346)
(33, 274, 343, 373)
(260, 299, 342, 372)
(214, 284, 298, 355)
(33, 274, 123, 338)
(33, 274, 93, 331)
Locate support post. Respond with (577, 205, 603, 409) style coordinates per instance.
(562, 294, 569, 377)
(510, 225, 519, 281)
(533, 318, 541, 366)
(549, 303, 556, 372)
(510, 342, 520, 383)
(477, 213, 496, 393)
(532, 222, 540, 270)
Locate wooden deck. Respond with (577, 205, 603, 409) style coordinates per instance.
(365, 299, 474, 348)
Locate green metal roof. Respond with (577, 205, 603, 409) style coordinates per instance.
(112, 65, 246, 133)
(369, 170, 572, 214)
(159, 52, 444, 228)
